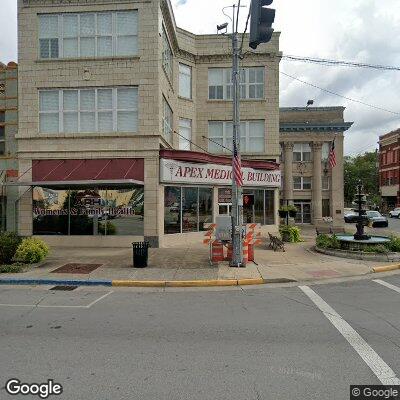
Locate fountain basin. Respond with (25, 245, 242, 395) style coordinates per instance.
(336, 235, 390, 251)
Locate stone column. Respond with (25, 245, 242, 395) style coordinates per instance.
(283, 142, 294, 203)
(331, 134, 345, 227)
(312, 142, 323, 224)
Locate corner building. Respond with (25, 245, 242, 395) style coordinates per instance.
(17, 0, 281, 247)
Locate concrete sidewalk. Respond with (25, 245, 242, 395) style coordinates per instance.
(0, 233, 388, 284)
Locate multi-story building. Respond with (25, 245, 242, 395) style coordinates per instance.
(280, 107, 352, 226)
(0, 61, 18, 232)
(379, 129, 400, 210)
(16, 0, 281, 247)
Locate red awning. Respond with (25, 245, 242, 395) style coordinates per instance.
(31, 158, 144, 184)
(160, 150, 280, 170)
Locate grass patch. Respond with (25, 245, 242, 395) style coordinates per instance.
(0, 264, 25, 273)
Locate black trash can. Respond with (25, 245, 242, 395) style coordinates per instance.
(132, 241, 150, 268)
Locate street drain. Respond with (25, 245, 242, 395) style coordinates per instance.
(50, 285, 78, 291)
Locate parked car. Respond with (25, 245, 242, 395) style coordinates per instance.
(366, 210, 389, 227)
(344, 210, 359, 223)
(389, 208, 400, 218)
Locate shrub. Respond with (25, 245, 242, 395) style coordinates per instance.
(363, 245, 389, 254)
(316, 234, 340, 249)
(14, 238, 50, 264)
(385, 235, 400, 252)
(0, 232, 22, 264)
(279, 225, 302, 243)
(0, 264, 24, 273)
(99, 221, 116, 235)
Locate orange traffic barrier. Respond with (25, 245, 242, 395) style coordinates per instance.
(226, 243, 233, 261)
(211, 240, 224, 263)
(248, 242, 254, 262)
(242, 240, 249, 265)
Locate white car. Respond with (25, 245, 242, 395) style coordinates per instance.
(389, 208, 400, 218)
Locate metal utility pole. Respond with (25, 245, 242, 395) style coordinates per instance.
(230, 4, 244, 268)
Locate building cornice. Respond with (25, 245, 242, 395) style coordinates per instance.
(280, 122, 353, 133)
(22, 0, 149, 5)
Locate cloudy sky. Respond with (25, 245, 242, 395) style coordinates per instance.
(1, 0, 399, 155)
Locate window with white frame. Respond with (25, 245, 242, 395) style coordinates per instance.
(179, 64, 192, 99)
(322, 176, 330, 190)
(208, 67, 264, 100)
(178, 118, 191, 150)
(322, 142, 330, 161)
(293, 143, 311, 162)
(162, 26, 173, 81)
(163, 98, 173, 142)
(39, 87, 138, 133)
(38, 11, 138, 59)
(208, 120, 264, 153)
(293, 176, 312, 190)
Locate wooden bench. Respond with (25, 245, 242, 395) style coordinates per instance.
(268, 232, 285, 252)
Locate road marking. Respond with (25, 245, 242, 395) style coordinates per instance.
(0, 291, 113, 309)
(299, 285, 400, 386)
(85, 291, 113, 308)
(373, 279, 400, 294)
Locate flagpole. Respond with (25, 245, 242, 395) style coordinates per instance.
(231, 4, 244, 268)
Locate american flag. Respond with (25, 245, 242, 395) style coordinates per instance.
(233, 138, 243, 187)
(328, 139, 337, 168)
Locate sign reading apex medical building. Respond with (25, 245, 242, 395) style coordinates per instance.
(160, 159, 281, 187)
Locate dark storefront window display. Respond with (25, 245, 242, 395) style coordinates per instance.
(33, 186, 144, 236)
(0, 196, 6, 232)
(220, 188, 275, 225)
(164, 186, 213, 234)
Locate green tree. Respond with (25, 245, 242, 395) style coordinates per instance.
(344, 151, 379, 207)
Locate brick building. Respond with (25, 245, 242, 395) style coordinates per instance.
(0, 61, 18, 232)
(379, 129, 400, 209)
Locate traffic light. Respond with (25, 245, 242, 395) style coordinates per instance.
(249, 0, 276, 50)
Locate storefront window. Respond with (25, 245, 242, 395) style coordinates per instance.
(164, 186, 181, 234)
(182, 187, 198, 233)
(265, 190, 275, 225)
(0, 195, 6, 232)
(199, 188, 212, 231)
(164, 186, 213, 234)
(33, 185, 144, 236)
(255, 190, 264, 224)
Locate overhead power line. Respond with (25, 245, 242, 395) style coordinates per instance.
(279, 54, 400, 71)
(278, 69, 400, 116)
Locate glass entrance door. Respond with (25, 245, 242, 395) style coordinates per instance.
(294, 201, 312, 224)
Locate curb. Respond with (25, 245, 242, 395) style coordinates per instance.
(0, 277, 296, 288)
(373, 263, 400, 273)
(0, 278, 112, 287)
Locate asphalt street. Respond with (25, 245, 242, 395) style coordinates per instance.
(0, 275, 400, 400)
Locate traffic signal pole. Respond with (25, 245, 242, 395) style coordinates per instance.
(230, 5, 244, 268)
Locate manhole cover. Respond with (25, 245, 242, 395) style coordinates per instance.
(50, 285, 78, 291)
(51, 263, 102, 274)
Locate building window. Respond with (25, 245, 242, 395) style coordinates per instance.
(293, 176, 312, 190)
(208, 67, 264, 100)
(179, 64, 192, 99)
(0, 112, 5, 123)
(208, 120, 264, 153)
(33, 186, 144, 236)
(293, 143, 311, 162)
(39, 87, 138, 133)
(163, 97, 173, 142)
(39, 11, 138, 59)
(162, 26, 173, 81)
(322, 176, 330, 190)
(164, 186, 213, 234)
(178, 118, 191, 150)
(0, 126, 4, 155)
